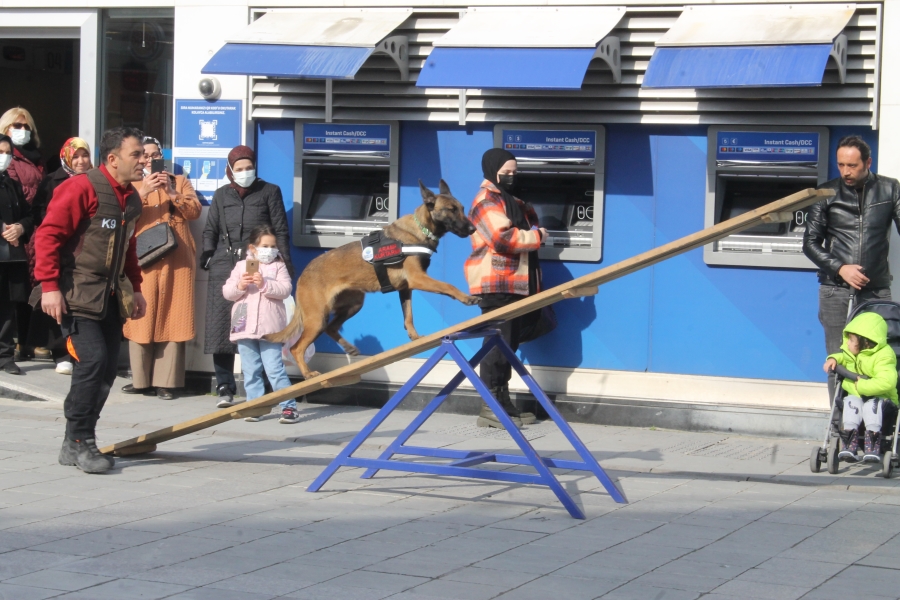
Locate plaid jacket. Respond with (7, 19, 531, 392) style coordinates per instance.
(465, 180, 541, 296)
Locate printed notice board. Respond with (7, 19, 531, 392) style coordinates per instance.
(716, 131, 819, 162)
(175, 100, 242, 149)
(501, 129, 596, 161)
(302, 123, 391, 156)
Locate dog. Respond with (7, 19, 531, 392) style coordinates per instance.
(265, 179, 479, 379)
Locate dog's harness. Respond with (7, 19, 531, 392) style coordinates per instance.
(361, 230, 434, 293)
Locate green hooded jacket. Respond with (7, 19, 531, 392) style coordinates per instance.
(829, 312, 899, 404)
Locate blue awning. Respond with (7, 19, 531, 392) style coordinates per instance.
(202, 44, 374, 79)
(416, 47, 597, 90)
(642, 44, 834, 88)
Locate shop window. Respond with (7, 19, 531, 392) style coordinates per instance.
(100, 9, 174, 155)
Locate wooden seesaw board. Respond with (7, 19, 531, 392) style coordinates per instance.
(102, 188, 833, 456)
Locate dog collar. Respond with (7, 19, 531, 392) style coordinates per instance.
(414, 214, 439, 242)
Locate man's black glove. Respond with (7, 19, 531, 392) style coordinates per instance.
(200, 250, 214, 270)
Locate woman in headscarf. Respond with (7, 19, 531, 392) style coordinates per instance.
(0, 108, 44, 361)
(28, 137, 93, 374)
(201, 144, 294, 407)
(0, 134, 35, 375)
(120, 137, 202, 400)
(465, 148, 549, 429)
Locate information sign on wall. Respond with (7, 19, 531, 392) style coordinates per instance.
(175, 100, 242, 149)
(302, 123, 391, 156)
(716, 131, 819, 162)
(501, 129, 596, 162)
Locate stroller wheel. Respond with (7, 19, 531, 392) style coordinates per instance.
(827, 437, 840, 475)
(809, 446, 823, 473)
(883, 451, 894, 479)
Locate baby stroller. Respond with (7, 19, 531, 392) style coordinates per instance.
(810, 299, 900, 478)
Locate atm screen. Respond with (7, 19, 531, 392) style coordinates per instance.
(515, 173, 593, 231)
(718, 176, 815, 235)
(307, 170, 388, 221)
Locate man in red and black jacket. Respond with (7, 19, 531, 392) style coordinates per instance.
(35, 127, 147, 474)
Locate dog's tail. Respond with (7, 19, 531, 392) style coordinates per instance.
(263, 293, 303, 344)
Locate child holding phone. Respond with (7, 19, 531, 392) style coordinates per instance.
(222, 224, 300, 423)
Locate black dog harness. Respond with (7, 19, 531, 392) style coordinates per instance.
(361, 230, 434, 293)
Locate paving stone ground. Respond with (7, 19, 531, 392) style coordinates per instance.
(2, 363, 900, 599)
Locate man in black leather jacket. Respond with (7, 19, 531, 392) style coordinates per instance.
(803, 135, 900, 393)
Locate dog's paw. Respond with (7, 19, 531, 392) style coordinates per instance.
(462, 295, 481, 306)
(407, 331, 421, 341)
(343, 345, 361, 357)
(305, 370, 322, 379)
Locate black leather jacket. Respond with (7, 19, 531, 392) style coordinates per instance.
(803, 172, 900, 289)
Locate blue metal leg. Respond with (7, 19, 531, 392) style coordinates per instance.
(306, 346, 449, 492)
(495, 340, 626, 504)
(445, 342, 587, 519)
(360, 337, 499, 479)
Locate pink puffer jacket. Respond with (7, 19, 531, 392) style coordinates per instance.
(223, 259, 293, 341)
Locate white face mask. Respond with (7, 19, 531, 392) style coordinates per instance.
(0, 154, 11, 173)
(9, 129, 30, 146)
(232, 169, 256, 188)
(256, 247, 279, 264)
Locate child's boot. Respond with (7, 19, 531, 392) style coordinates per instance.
(838, 429, 859, 462)
(864, 430, 882, 462)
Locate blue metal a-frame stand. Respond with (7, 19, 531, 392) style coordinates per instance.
(307, 329, 626, 518)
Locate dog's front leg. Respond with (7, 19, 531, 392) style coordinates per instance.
(398, 289, 420, 339)
(404, 262, 480, 306)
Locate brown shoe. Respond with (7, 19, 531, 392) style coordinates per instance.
(34, 347, 52, 360)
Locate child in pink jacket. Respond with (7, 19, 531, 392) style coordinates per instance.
(222, 225, 299, 423)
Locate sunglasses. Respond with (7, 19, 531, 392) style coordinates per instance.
(9, 123, 30, 131)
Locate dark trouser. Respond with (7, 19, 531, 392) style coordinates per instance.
(819, 285, 891, 399)
(62, 307, 122, 439)
(16, 301, 30, 350)
(213, 352, 236, 393)
(0, 301, 16, 366)
(478, 294, 531, 390)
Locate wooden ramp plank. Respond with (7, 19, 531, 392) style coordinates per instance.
(102, 188, 831, 456)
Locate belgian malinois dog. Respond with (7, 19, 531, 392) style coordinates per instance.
(265, 179, 479, 378)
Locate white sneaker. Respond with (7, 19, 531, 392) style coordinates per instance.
(55, 361, 73, 375)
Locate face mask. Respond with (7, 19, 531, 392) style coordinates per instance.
(0, 154, 11, 173)
(232, 169, 256, 188)
(498, 174, 515, 191)
(256, 247, 279, 264)
(9, 129, 30, 146)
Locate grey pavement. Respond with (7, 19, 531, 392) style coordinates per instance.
(2, 362, 900, 599)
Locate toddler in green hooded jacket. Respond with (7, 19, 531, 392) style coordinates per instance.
(823, 311, 898, 462)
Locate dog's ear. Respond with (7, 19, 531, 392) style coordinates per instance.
(418, 179, 436, 207)
(438, 179, 451, 196)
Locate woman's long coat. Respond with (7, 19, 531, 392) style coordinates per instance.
(123, 175, 202, 344)
(202, 179, 293, 354)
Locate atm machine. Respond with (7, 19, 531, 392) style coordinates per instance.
(494, 124, 606, 262)
(294, 121, 400, 248)
(705, 126, 829, 269)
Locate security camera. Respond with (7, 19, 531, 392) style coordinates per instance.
(198, 76, 221, 101)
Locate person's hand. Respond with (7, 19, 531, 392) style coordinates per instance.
(165, 174, 177, 197)
(2, 223, 23, 247)
(823, 358, 837, 374)
(838, 264, 869, 290)
(42, 290, 66, 325)
(131, 292, 147, 320)
(237, 273, 254, 291)
(139, 172, 167, 199)
(251, 272, 264, 287)
(539, 227, 549, 242)
(200, 250, 214, 270)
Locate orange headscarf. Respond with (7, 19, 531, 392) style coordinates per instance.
(59, 137, 92, 176)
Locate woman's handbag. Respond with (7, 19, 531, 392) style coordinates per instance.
(136, 221, 178, 267)
(0, 224, 26, 263)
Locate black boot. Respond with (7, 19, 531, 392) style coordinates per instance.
(496, 387, 537, 425)
(58, 437, 78, 466)
(72, 438, 114, 473)
(476, 404, 522, 429)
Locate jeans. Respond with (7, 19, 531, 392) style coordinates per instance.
(477, 294, 539, 390)
(819, 285, 891, 398)
(237, 339, 295, 410)
(61, 308, 122, 439)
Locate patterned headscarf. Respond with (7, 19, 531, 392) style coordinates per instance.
(60, 137, 92, 177)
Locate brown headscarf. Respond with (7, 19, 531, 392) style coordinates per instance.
(227, 145, 256, 199)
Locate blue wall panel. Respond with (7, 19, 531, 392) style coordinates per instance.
(255, 118, 879, 384)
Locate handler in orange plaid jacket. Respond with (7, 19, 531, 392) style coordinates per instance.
(464, 148, 549, 430)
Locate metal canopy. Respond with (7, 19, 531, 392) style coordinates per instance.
(227, 9, 412, 47)
(434, 6, 624, 48)
(657, 3, 855, 47)
(202, 44, 374, 79)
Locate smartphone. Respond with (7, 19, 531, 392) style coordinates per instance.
(151, 158, 165, 174)
(245, 259, 259, 275)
